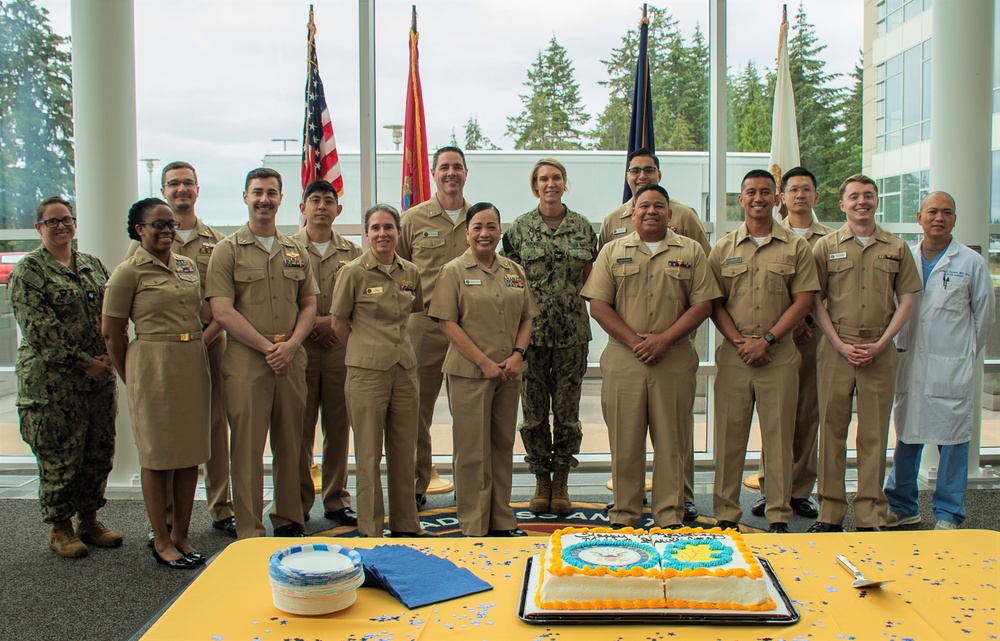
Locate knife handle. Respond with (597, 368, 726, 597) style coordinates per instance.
(836, 554, 862, 578)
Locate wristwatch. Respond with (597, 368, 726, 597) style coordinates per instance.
(513, 347, 527, 360)
(763, 331, 776, 346)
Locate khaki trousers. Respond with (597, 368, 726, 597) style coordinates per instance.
(602, 342, 698, 527)
(407, 313, 450, 494)
(816, 338, 898, 528)
(758, 328, 821, 499)
(223, 341, 306, 539)
(447, 374, 520, 536)
(346, 364, 421, 537)
(713, 339, 799, 524)
(299, 339, 352, 517)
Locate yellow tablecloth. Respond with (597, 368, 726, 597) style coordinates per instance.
(142, 531, 1000, 640)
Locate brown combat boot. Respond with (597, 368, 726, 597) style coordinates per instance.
(529, 472, 551, 515)
(76, 511, 124, 548)
(549, 466, 573, 515)
(50, 520, 89, 558)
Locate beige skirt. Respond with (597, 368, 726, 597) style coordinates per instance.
(126, 338, 211, 470)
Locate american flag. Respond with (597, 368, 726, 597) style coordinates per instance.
(302, 5, 343, 201)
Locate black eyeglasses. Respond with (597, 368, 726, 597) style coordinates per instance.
(138, 220, 180, 230)
(163, 180, 197, 188)
(39, 216, 76, 228)
(627, 167, 658, 176)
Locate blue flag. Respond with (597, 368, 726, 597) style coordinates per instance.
(624, 6, 655, 202)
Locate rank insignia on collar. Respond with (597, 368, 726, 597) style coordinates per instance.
(399, 279, 416, 292)
(504, 273, 525, 288)
(668, 260, 691, 268)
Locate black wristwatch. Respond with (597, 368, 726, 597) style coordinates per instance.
(513, 347, 527, 360)
(763, 331, 776, 346)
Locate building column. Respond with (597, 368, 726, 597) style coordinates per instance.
(71, 0, 139, 487)
(926, 1, 995, 482)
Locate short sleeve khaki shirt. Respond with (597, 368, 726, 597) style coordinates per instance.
(782, 218, 834, 249)
(427, 249, 540, 378)
(813, 223, 922, 341)
(598, 199, 710, 255)
(292, 228, 363, 317)
(330, 249, 424, 370)
(397, 196, 471, 308)
(709, 219, 820, 336)
(582, 230, 721, 346)
(104, 248, 203, 335)
(204, 225, 319, 337)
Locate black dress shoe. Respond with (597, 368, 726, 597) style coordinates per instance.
(212, 517, 237, 538)
(715, 520, 740, 531)
(415, 494, 427, 510)
(182, 551, 207, 565)
(768, 522, 790, 533)
(684, 502, 699, 519)
(389, 529, 438, 538)
(152, 548, 198, 570)
(750, 497, 767, 517)
(487, 527, 528, 537)
(610, 523, 631, 530)
(324, 507, 359, 526)
(659, 523, 684, 530)
(807, 521, 843, 533)
(273, 524, 307, 537)
(856, 526, 886, 532)
(790, 497, 819, 518)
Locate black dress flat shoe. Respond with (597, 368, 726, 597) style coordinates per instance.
(182, 551, 207, 565)
(212, 517, 237, 538)
(152, 548, 198, 570)
(750, 497, 767, 517)
(684, 502, 699, 519)
(273, 524, 307, 537)
(790, 497, 819, 518)
(487, 528, 528, 537)
(324, 507, 358, 526)
(389, 529, 438, 538)
(807, 521, 844, 533)
(768, 522, 790, 533)
(715, 520, 740, 531)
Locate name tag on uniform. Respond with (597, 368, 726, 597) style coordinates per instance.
(464, 279, 482, 286)
(616, 257, 633, 264)
(423, 231, 439, 238)
(829, 252, 848, 260)
(724, 257, 741, 264)
(613, 227, 627, 235)
(365, 286, 384, 295)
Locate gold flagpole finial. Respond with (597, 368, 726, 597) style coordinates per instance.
(307, 4, 315, 36)
(640, 3, 649, 26)
(782, 4, 788, 25)
(411, 5, 417, 32)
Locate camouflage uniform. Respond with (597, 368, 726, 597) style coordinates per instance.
(8, 247, 117, 524)
(500, 206, 596, 473)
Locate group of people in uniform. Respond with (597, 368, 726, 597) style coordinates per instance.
(11, 146, 993, 562)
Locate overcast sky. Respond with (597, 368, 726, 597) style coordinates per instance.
(38, 0, 863, 225)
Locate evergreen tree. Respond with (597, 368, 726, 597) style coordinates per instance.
(448, 128, 459, 148)
(463, 116, 499, 150)
(507, 37, 589, 150)
(0, 0, 74, 229)
(728, 62, 771, 153)
(668, 114, 695, 151)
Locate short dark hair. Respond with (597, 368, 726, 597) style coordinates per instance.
(780, 166, 817, 191)
(161, 161, 198, 186)
(633, 184, 670, 205)
(244, 167, 283, 192)
(741, 169, 776, 191)
(432, 146, 466, 169)
(363, 203, 401, 231)
(839, 173, 878, 198)
(302, 179, 338, 203)
(36, 196, 73, 221)
(627, 147, 660, 170)
(466, 202, 501, 226)
(127, 198, 169, 242)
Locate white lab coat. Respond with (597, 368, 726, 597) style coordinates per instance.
(893, 240, 995, 445)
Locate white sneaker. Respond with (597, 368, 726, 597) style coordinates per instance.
(934, 520, 958, 530)
(885, 511, 922, 528)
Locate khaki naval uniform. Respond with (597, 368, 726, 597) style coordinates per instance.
(331, 250, 424, 537)
(104, 249, 210, 470)
(127, 219, 232, 521)
(582, 232, 721, 527)
(291, 229, 362, 517)
(709, 220, 819, 524)
(813, 224, 922, 528)
(757, 220, 833, 501)
(205, 226, 318, 538)
(427, 250, 540, 536)
(598, 198, 711, 505)
(398, 197, 470, 495)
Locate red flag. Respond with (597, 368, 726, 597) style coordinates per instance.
(401, 6, 431, 211)
(301, 6, 344, 203)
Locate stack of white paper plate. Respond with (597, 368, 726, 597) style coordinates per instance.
(268, 543, 365, 615)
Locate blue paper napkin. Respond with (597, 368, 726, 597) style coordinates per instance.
(355, 545, 493, 608)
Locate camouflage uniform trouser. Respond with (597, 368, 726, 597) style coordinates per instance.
(18, 384, 117, 524)
(519, 344, 587, 473)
